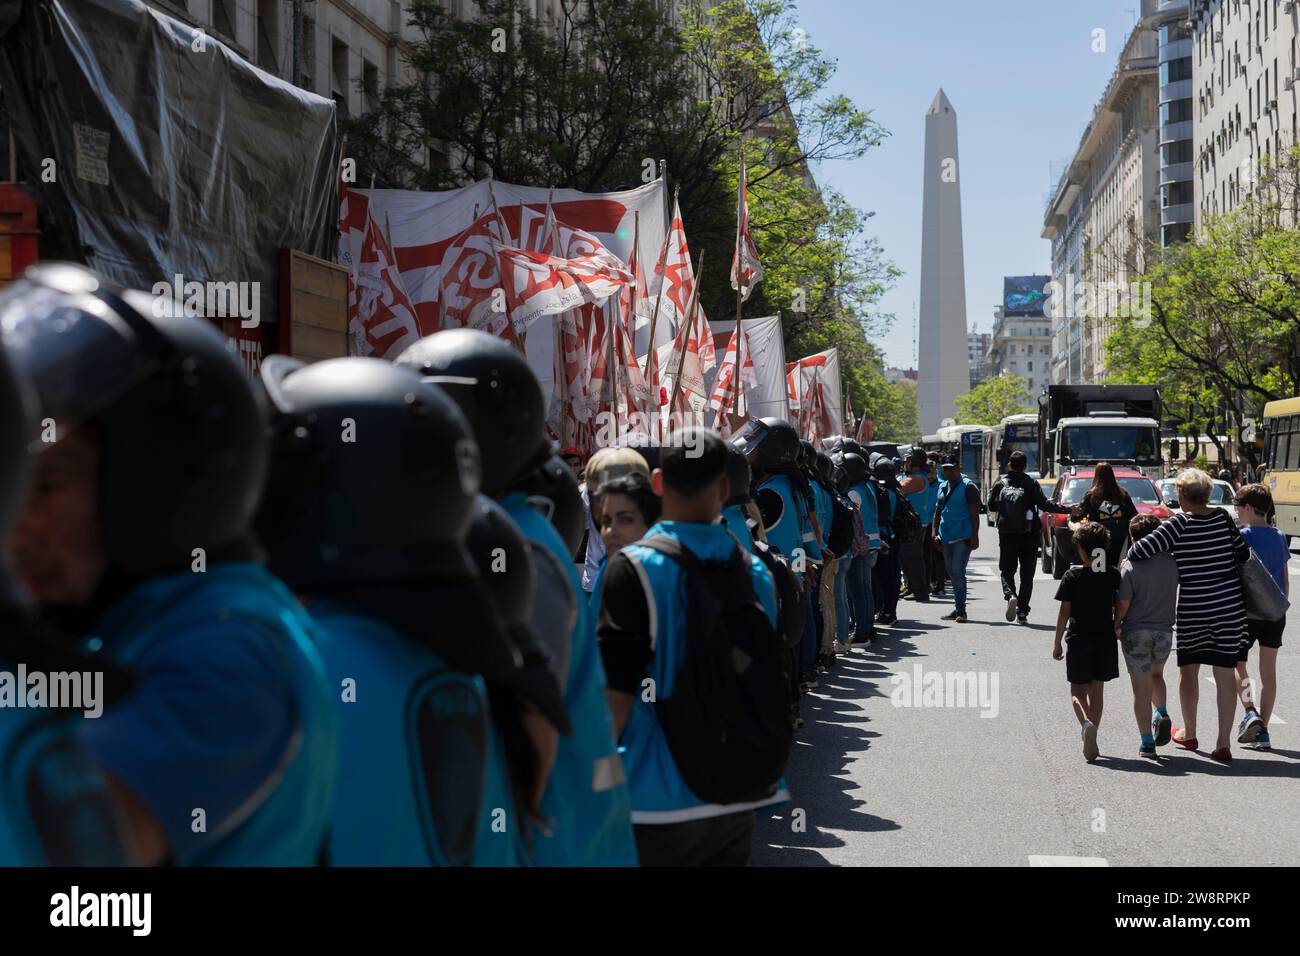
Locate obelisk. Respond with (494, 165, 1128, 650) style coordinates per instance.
(917, 89, 969, 434)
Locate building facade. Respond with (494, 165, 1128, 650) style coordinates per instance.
(967, 331, 992, 388)
(1192, 0, 1300, 227)
(1160, 1, 1196, 244)
(1043, 2, 1164, 385)
(987, 304, 1052, 398)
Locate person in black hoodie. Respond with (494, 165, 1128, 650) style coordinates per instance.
(986, 450, 1071, 624)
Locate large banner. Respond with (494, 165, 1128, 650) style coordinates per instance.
(356, 179, 667, 337)
(708, 316, 789, 422)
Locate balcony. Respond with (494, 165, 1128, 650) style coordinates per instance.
(1160, 161, 1194, 185)
(1159, 120, 1193, 144)
(1160, 79, 1193, 103)
(1161, 202, 1195, 225)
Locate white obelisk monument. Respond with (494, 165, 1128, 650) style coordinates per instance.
(917, 89, 969, 434)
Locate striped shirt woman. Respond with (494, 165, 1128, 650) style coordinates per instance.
(1128, 506, 1249, 668)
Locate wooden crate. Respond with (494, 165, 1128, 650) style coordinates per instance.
(278, 249, 349, 362)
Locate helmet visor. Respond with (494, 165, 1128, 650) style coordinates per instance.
(731, 418, 769, 457)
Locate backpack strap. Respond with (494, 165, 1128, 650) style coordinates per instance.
(637, 535, 700, 573)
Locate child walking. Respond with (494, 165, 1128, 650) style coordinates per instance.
(1053, 522, 1121, 762)
(1113, 514, 1178, 758)
(1233, 483, 1288, 751)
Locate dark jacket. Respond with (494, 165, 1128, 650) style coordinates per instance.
(987, 470, 1069, 535)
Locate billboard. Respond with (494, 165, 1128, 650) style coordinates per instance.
(1003, 275, 1051, 316)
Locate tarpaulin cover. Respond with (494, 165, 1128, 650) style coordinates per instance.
(0, 0, 339, 325)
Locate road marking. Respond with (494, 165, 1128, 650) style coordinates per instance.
(1028, 855, 1108, 867)
(1203, 676, 1286, 724)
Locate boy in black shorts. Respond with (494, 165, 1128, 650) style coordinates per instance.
(1053, 523, 1121, 763)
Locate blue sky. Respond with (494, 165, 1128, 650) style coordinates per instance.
(795, 0, 1148, 366)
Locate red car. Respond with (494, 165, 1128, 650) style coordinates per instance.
(1042, 467, 1172, 579)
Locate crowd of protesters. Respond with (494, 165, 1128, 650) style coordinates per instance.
(0, 263, 1289, 867)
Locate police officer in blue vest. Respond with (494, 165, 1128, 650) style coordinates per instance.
(934, 454, 982, 623)
(1, 263, 336, 865)
(839, 451, 879, 644)
(898, 448, 934, 603)
(0, 341, 130, 865)
(254, 354, 569, 865)
(722, 442, 757, 553)
(396, 329, 636, 867)
(595, 428, 786, 865)
(870, 454, 902, 626)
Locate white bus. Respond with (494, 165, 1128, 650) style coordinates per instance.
(981, 414, 1039, 525)
(921, 424, 989, 503)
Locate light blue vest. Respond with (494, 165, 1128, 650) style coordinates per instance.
(0, 668, 127, 865)
(758, 474, 821, 562)
(850, 480, 879, 548)
(907, 470, 937, 527)
(938, 477, 975, 543)
(83, 562, 337, 865)
(812, 482, 834, 547)
(308, 602, 526, 866)
(500, 493, 637, 866)
(722, 504, 756, 553)
(606, 521, 788, 823)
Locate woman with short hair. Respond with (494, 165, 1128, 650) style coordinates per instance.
(1127, 468, 1251, 761)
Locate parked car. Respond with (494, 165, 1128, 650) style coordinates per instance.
(1042, 468, 1172, 578)
(1158, 477, 1240, 526)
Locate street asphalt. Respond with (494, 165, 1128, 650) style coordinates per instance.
(753, 535, 1300, 866)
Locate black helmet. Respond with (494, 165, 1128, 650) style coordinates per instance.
(873, 456, 897, 482)
(256, 355, 482, 587)
(832, 464, 852, 496)
(464, 495, 571, 735)
(840, 452, 868, 485)
(0, 262, 266, 577)
(514, 455, 584, 555)
(815, 451, 834, 484)
(838, 439, 866, 459)
(907, 447, 928, 470)
(395, 329, 551, 496)
(1217, 469, 1232, 481)
(724, 442, 753, 506)
(1, 345, 33, 606)
(798, 439, 816, 470)
(733, 417, 800, 472)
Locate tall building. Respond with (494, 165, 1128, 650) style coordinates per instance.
(1042, 2, 1164, 384)
(1191, 0, 1300, 227)
(987, 281, 1053, 398)
(917, 89, 970, 432)
(967, 331, 992, 388)
(1159, 2, 1196, 245)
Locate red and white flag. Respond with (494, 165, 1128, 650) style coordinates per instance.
(338, 182, 427, 359)
(496, 246, 632, 329)
(730, 152, 763, 302)
(651, 197, 715, 372)
(707, 329, 757, 437)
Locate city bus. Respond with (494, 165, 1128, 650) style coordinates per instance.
(1261, 396, 1300, 540)
(980, 414, 1039, 525)
(920, 424, 988, 503)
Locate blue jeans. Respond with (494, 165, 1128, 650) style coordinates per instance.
(849, 552, 876, 637)
(834, 557, 853, 643)
(942, 539, 973, 614)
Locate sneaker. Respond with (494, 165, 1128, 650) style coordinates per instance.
(940, 609, 963, 621)
(1005, 596, 1018, 622)
(1082, 721, 1099, 762)
(1237, 710, 1264, 744)
(1015, 614, 1029, 625)
(1152, 711, 1172, 747)
(1138, 742, 1158, 759)
(1255, 730, 1272, 751)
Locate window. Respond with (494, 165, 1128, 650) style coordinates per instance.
(1028, 361, 1034, 372)
(331, 38, 350, 117)
(257, 0, 279, 75)
(363, 59, 379, 114)
(301, 16, 316, 91)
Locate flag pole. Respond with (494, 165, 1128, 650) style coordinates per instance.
(642, 186, 675, 379)
(668, 249, 705, 427)
(607, 299, 619, 442)
(486, 176, 527, 354)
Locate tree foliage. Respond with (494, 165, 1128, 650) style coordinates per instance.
(866, 373, 919, 443)
(954, 372, 1032, 426)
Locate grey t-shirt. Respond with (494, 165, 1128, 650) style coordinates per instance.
(1117, 552, 1178, 633)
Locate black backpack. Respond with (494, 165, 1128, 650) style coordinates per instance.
(994, 477, 1033, 534)
(892, 492, 923, 544)
(752, 539, 804, 651)
(826, 491, 856, 557)
(637, 537, 794, 805)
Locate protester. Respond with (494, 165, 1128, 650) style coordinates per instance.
(396, 329, 637, 864)
(1128, 468, 1250, 763)
(1233, 483, 1288, 751)
(1053, 522, 1121, 762)
(986, 450, 1070, 624)
(871, 455, 902, 626)
(1068, 462, 1138, 570)
(1113, 514, 1178, 758)
(722, 442, 758, 552)
(927, 453, 947, 594)
(4, 263, 337, 864)
(579, 447, 652, 593)
(842, 452, 879, 644)
(596, 428, 788, 866)
(596, 473, 661, 557)
(0, 340, 131, 865)
(254, 355, 570, 865)
(561, 446, 587, 483)
(933, 454, 981, 623)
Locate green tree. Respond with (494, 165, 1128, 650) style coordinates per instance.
(868, 376, 919, 443)
(954, 373, 1032, 426)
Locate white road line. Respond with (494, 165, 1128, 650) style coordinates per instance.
(1028, 855, 1108, 867)
(1202, 676, 1286, 724)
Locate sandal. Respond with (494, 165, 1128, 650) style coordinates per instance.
(1210, 747, 1232, 763)
(1172, 727, 1199, 751)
